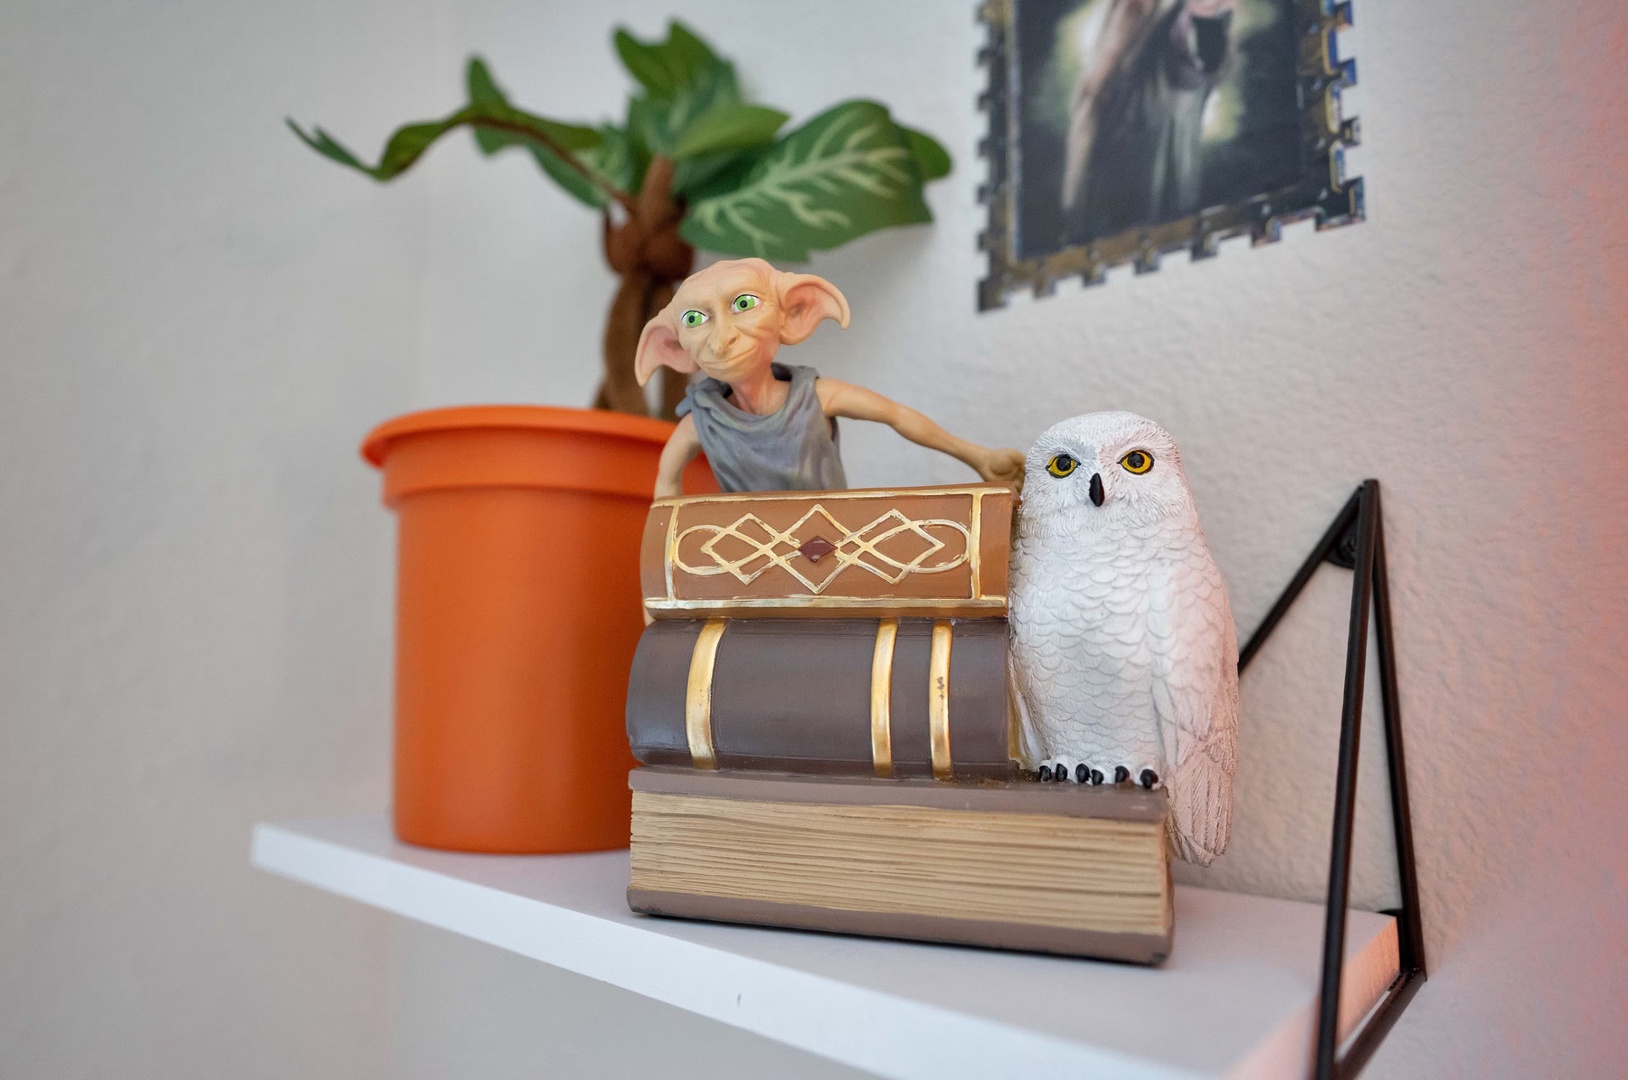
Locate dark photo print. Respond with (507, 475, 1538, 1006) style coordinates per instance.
(979, 0, 1362, 307)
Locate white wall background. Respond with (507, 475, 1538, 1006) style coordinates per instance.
(1, 0, 1623, 1078)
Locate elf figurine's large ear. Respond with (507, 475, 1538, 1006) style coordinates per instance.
(635, 301, 699, 387)
(773, 271, 850, 345)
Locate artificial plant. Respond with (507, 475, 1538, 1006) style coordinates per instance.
(289, 22, 951, 418)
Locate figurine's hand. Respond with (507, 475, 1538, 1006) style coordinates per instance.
(978, 448, 1027, 491)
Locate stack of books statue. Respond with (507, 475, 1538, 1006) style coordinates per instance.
(624, 483, 1174, 964)
(616, 257, 1235, 964)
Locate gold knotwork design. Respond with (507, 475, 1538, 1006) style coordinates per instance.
(673, 504, 971, 595)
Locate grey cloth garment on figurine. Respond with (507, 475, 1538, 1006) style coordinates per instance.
(676, 363, 847, 492)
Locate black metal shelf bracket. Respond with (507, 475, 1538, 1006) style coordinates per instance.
(1237, 480, 1427, 1080)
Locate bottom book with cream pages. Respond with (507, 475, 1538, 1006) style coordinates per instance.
(626, 767, 1174, 964)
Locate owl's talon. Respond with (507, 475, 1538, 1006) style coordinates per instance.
(1090, 768, 1104, 785)
(1113, 765, 1130, 784)
(1139, 769, 1159, 789)
(1038, 765, 1053, 782)
(1075, 764, 1089, 784)
(1054, 760, 1070, 781)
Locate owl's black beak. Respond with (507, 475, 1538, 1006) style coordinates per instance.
(1089, 473, 1105, 506)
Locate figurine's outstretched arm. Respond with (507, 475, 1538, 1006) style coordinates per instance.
(654, 414, 702, 499)
(816, 379, 1025, 490)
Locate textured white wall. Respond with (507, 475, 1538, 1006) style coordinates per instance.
(2, 0, 1624, 1078)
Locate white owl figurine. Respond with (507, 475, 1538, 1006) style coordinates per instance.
(1009, 411, 1238, 865)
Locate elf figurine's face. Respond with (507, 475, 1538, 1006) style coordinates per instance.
(635, 258, 849, 388)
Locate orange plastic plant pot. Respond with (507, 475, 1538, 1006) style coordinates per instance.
(362, 405, 714, 853)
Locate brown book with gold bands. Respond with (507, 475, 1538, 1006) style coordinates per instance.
(628, 768, 1174, 965)
(626, 617, 1013, 778)
(641, 484, 1012, 620)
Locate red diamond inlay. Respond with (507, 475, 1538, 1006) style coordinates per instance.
(798, 535, 837, 563)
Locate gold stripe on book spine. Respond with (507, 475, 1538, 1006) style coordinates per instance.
(645, 596, 1007, 614)
(869, 619, 899, 777)
(969, 490, 983, 600)
(685, 619, 727, 768)
(651, 485, 1003, 508)
(663, 504, 680, 602)
(929, 620, 953, 780)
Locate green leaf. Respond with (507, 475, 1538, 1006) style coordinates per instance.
(626, 93, 670, 157)
(466, 56, 507, 112)
(665, 22, 725, 78)
(900, 125, 953, 181)
(615, 21, 740, 160)
(672, 103, 788, 159)
(672, 144, 771, 203)
(288, 110, 482, 181)
(289, 60, 600, 186)
(614, 29, 681, 97)
(626, 76, 740, 157)
(287, 119, 369, 172)
(613, 21, 727, 98)
(619, 99, 655, 192)
(461, 59, 599, 152)
(583, 125, 640, 197)
(460, 58, 622, 207)
(680, 100, 934, 260)
(524, 124, 642, 209)
(528, 145, 607, 208)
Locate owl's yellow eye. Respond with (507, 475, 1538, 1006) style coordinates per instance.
(1120, 450, 1153, 475)
(1046, 453, 1078, 479)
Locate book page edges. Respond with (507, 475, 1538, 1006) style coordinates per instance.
(626, 891, 1170, 965)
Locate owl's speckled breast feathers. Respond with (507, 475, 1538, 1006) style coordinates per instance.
(1009, 412, 1238, 866)
(1013, 520, 1199, 767)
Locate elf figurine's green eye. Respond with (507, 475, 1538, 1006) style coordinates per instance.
(682, 310, 708, 328)
(732, 294, 760, 312)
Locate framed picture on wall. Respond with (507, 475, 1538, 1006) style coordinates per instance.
(977, 0, 1363, 309)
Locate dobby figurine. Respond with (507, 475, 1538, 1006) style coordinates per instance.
(635, 258, 1024, 497)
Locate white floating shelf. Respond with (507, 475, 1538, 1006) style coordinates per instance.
(252, 816, 1398, 1080)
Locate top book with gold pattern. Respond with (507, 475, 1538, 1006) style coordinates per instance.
(640, 485, 1013, 620)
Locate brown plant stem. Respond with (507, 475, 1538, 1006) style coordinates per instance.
(597, 154, 695, 418)
(598, 267, 659, 413)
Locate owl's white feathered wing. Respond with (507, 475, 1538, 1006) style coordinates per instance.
(1148, 538, 1239, 866)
